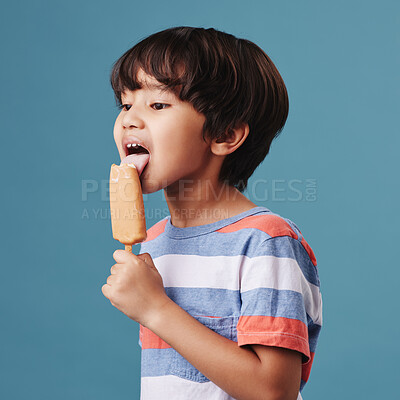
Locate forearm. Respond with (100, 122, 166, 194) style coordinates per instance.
(144, 298, 280, 400)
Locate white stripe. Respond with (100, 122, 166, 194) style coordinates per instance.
(155, 254, 322, 325)
(155, 254, 241, 290)
(141, 375, 235, 399)
(141, 375, 302, 400)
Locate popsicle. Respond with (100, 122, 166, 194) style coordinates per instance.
(109, 163, 147, 252)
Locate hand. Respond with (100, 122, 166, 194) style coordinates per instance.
(101, 250, 170, 326)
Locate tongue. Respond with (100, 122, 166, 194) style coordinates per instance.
(120, 153, 150, 176)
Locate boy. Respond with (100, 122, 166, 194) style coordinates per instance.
(102, 26, 322, 400)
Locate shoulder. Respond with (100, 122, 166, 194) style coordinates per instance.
(217, 210, 316, 265)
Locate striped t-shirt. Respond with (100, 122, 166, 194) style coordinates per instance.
(138, 206, 322, 399)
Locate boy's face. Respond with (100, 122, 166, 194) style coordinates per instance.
(113, 69, 212, 195)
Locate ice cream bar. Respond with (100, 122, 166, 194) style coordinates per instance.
(109, 163, 147, 252)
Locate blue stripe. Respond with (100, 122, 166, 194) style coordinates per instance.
(241, 287, 308, 324)
(165, 287, 241, 316)
(141, 348, 179, 377)
(141, 348, 211, 383)
(142, 226, 269, 257)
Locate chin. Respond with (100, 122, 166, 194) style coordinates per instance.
(140, 179, 162, 195)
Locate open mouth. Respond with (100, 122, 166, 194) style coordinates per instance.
(125, 143, 150, 157)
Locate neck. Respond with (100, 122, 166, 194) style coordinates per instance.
(164, 176, 257, 228)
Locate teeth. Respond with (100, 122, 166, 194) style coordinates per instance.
(127, 143, 141, 148)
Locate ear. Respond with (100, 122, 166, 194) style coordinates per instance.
(209, 123, 250, 156)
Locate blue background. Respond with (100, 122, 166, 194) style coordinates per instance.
(1, 0, 398, 398)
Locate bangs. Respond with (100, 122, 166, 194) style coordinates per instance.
(110, 30, 196, 105)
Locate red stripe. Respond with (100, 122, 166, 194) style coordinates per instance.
(237, 315, 310, 360)
(143, 219, 168, 243)
(216, 215, 298, 240)
(139, 324, 171, 349)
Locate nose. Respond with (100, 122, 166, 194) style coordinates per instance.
(122, 107, 145, 130)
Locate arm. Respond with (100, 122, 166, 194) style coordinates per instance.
(102, 250, 302, 400)
(146, 298, 302, 400)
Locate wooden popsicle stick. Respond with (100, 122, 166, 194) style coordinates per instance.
(125, 245, 132, 253)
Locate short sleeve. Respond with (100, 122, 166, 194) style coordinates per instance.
(236, 235, 322, 364)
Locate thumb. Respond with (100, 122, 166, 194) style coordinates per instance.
(137, 252, 155, 266)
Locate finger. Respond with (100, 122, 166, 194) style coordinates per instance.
(113, 249, 127, 263)
(137, 253, 157, 271)
(101, 283, 110, 298)
(107, 275, 116, 285)
(110, 263, 122, 275)
(113, 249, 137, 263)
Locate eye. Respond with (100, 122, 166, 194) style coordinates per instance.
(117, 104, 131, 111)
(151, 103, 169, 110)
